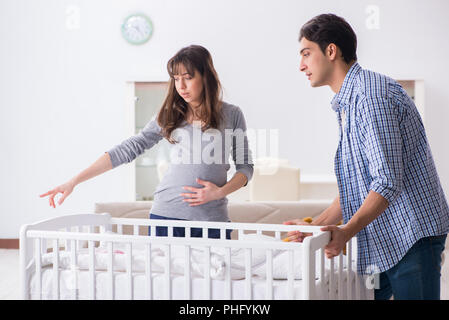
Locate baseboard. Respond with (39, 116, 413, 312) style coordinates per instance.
(0, 239, 19, 249)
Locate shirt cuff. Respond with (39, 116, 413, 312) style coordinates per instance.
(105, 150, 121, 169)
(370, 181, 402, 204)
(235, 166, 254, 187)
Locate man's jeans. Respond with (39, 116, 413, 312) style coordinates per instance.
(148, 213, 232, 240)
(375, 234, 447, 300)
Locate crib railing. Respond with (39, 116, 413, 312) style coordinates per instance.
(20, 213, 368, 300)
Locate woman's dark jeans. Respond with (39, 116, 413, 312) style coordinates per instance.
(149, 213, 232, 240)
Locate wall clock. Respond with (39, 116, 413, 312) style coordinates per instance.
(121, 13, 153, 45)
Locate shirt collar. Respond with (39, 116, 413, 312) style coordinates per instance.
(331, 62, 362, 112)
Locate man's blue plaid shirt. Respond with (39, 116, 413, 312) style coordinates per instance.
(331, 62, 449, 275)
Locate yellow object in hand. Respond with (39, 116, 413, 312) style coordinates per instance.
(282, 217, 314, 242)
(303, 217, 313, 224)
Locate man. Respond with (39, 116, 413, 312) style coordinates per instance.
(285, 13, 449, 300)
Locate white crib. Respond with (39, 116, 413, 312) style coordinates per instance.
(19, 213, 374, 300)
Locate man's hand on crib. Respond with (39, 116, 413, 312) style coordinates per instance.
(320, 225, 350, 259)
(181, 178, 224, 207)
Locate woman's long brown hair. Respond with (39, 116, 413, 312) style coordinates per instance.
(157, 45, 223, 143)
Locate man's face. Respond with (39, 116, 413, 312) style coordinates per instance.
(299, 37, 332, 87)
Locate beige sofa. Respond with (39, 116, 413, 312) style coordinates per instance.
(94, 200, 332, 238)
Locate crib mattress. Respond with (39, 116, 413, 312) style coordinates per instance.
(29, 267, 369, 300)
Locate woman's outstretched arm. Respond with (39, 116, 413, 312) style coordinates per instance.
(39, 152, 113, 208)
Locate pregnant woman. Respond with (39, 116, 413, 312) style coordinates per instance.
(40, 45, 253, 239)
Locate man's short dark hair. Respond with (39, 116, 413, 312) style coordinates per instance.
(299, 14, 357, 64)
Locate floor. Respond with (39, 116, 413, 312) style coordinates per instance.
(1, 248, 448, 300)
(0, 249, 20, 300)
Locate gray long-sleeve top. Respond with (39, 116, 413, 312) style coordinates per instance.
(107, 102, 253, 221)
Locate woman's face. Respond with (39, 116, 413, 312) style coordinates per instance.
(173, 63, 204, 107)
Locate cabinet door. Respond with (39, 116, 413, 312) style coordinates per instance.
(134, 82, 169, 201)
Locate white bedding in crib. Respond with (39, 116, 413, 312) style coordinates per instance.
(30, 268, 303, 300)
(30, 267, 364, 300)
(31, 233, 367, 300)
(39, 233, 348, 281)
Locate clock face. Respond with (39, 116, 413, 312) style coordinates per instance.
(121, 14, 153, 45)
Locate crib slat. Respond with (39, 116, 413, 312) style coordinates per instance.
(126, 243, 133, 299)
(53, 239, 59, 300)
(165, 245, 171, 299)
(220, 228, 225, 240)
(75, 226, 80, 251)
(265, 249, 273, 300)
(98, 226, 105, 248)
(354, 238, 361, 300)
(320, 249, 326, 299)
(66, 231, 72, 251)
(338, 253, 343, 300)
(107, 242, 114, 300)
(88, 240, 95, 300)
(145, 243, 152, 300)
(117, 224, 123, 235)
(309, 248, 316, 300)
(133, 225, 139, 236)
(64, 228, 69, 251)
(287, 250, 294, 299)
(41, 238, 47, 255)
(184, 245, 191, 300)
(355, 273, 361, 300)
(88, 226, 94, 249)
(329, 257, 335, 299)
(70, 239, 78, 300)
(225, 247, 232, 300)
(275, 231, 280, 240)
(34, 238, 42, 300)
(204, 246, 211, 299)
(245, 248, 252, 299)
(347, 240, 352, 300)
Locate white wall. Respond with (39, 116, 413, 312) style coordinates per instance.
(1, 0, 449, 237)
